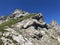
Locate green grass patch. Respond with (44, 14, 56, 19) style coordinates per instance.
(0, 14, 35, 32)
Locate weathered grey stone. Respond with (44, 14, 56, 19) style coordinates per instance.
(0, 9, 60, 45)
(22, 18, 46, 29)
(32, 13, 45, 22)
(10, 9, 30, 18)
(51, 20, 58, 26)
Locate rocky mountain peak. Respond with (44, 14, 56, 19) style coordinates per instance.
(0, 9, 60, 45)
(10, 9, 29, 18)
(51, 20, 58, 26)
(13, 9, 24, 14)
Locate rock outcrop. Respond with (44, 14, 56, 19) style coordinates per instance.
(0, 9, 60, 45)
(10, 9, 30, 18)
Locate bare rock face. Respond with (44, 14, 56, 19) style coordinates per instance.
(0, 9, 60, 45)
(32, 13, 45, 22)
(13, 12, 47, 30)
(10, 9, 30, 18)
(47, 20, 58, 29)
(0, 16, 8, 24)
(51, 20, 58, 26)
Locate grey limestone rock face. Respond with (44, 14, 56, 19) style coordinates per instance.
(32, 13, 45, 22)
(47, 20, 58, 29)
(51, 20, 58, 26)
(0, 9, 60, 45)
(14, 13, 47, 30)
(10, 9, 30, 18)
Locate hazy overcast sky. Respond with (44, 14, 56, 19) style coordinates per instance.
(0, 0, 60, 24)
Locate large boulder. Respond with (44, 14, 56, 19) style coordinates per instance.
(0, 16, 8, 24)
(0, 16, 7, 20)
(10, 9, 30, 18)
(23, 19, 46, 29)
(15, 19, 46, 30)
(32, 13, 45, 23)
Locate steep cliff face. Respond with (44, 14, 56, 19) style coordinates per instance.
(0, 9, 60, 45)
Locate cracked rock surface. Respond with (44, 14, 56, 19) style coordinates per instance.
(0, 9, 60, 45)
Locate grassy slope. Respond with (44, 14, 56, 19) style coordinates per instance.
(0, 14, 35, 32)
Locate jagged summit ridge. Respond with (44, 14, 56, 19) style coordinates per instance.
(0, 9, 60, 45)
(10, 9, 30, 18)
